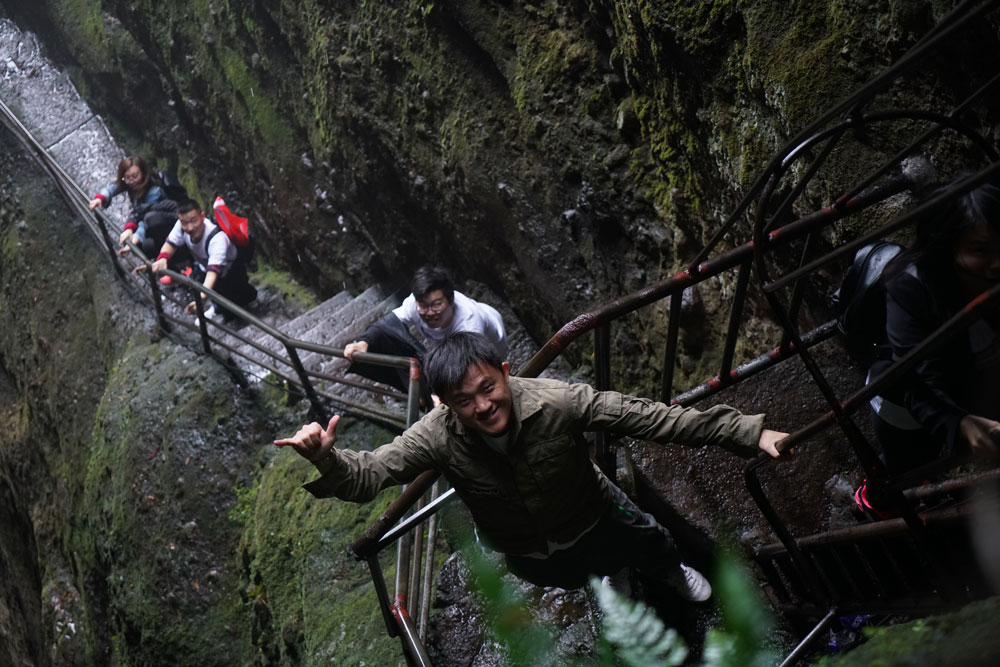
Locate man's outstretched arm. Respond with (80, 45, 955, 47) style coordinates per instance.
(565, 381, 788, 458)
(273, 414, 438, 501)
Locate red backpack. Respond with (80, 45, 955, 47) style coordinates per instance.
(213, 196, 250, 246)
(210, 196, 255, 264)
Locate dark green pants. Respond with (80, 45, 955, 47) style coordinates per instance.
(505, 481, 680, 589)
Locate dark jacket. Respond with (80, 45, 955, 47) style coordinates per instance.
(879, 266, 977, 451)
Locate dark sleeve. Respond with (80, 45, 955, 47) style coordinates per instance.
(356, 313, 426, 357)
(884, 272, 966, 450)
(302, 412, 443, 501)
(128, 187, 170, 222)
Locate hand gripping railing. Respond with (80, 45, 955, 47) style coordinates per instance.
(2, 89, 441, 663)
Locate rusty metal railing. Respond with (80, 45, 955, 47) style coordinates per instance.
(2, 88, 442, 664)
(345, 2, 1000, 662)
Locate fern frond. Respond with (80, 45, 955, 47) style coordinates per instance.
(590, 577, 688, 667)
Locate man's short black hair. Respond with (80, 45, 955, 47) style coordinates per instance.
(176, 198, 203, 216)
(411, 265, 455, 302)
(425, 332, 503, 397)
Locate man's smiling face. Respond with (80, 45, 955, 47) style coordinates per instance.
(441, 361, 512, 436)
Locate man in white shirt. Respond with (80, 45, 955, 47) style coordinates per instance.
(142, 199, 257, 322)
(344, 266, 507, 394)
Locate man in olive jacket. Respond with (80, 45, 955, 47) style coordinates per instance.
(275, 332, 786, 601)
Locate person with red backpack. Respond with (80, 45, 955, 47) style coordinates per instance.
(139, 198, 257, 323)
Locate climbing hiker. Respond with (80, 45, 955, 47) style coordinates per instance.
(137, 198, 257, 323)
(89, 156, 181, 270)
(276, 332, 788, 600)
(855, 179, 1000, 517)
(343, 265, 507, 396)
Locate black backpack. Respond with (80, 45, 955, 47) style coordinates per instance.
(832, 241, 903, 365)
(157, 169, 189, 202)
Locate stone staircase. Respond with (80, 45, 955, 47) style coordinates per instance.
(220, 280, 563, 414)
(2, 17, 570, 424)
(228, 285, 401, 396)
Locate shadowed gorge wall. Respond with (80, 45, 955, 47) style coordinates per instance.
(2, 2, 1000, 665)
(6, 0, 997, 395)
(0, 129, 403, 665)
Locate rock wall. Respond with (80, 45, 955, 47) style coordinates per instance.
(0, 130, 404, 665)
(2, 2, 1000, 665)
(5, 1, 997, 394)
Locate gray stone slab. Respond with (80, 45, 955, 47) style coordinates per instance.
(314, 293, 403, 379)
(0, 21, 95, 148)
(49, 115, 127, 226)
(297, 286, 394, 369)
(0, 19, 125, 228)
(279, 290, 352, 342)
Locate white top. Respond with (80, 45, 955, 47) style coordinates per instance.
(165, 218, 236, 276)
(394, 290, 508, 358)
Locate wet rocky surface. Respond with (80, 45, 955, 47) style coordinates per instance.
(1, 3, 999, 666)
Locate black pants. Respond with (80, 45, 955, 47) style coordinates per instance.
(348, 313, 430, 403)
(505, 481, 680, 590)
(871, 410, 943, 477)
(193, 262, 257, 318)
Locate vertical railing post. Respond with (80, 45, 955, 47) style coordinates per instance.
(366, 555, 400, 638)
(283, 343, 326, 420)
(407, 498, 425, 624)
(720, 261, 753, 380)
(192, 290, 213, 355)
(593, 324, 614, 477)
(780, 232, 820, 352)
(395, 525, 412, 628)
(418, 481, 441, 639)
(144, 265, 170, 334)
(661, 290, 684, 404)
(407, 358, 421, 427)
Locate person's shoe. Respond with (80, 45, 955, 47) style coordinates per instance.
(158, 275, 173, 286)
(181, 266, 194, 277)
(193, 305, 219, 325)
(665, 563, 712, 602)
(853, 480, 901, 522)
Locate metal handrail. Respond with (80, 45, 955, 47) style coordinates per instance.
(2, 87, 440, 662)
(7, 1, 986, 660)
(1, 94, 420, 432)
(344, 4, 1000, 662)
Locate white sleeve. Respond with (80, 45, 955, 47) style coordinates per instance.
(165, 220, 184, 247)
(477, 302, 508, 358)
(206, 230, 231, 269)
(392, 294, 421, 327)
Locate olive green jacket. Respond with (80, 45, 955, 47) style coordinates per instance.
(304, 376, 765, 556)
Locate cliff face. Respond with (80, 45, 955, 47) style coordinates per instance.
(6, 1, 997, 393)
(2, 2, 1000, 665)
(0, 132, 403, 665)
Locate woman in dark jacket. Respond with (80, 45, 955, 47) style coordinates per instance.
(89, 156, 179, 258)
(868, 181, 1000, 483)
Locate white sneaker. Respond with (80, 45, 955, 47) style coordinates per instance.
(665, 563, 712, 602)
(193, 305, 219, 325)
